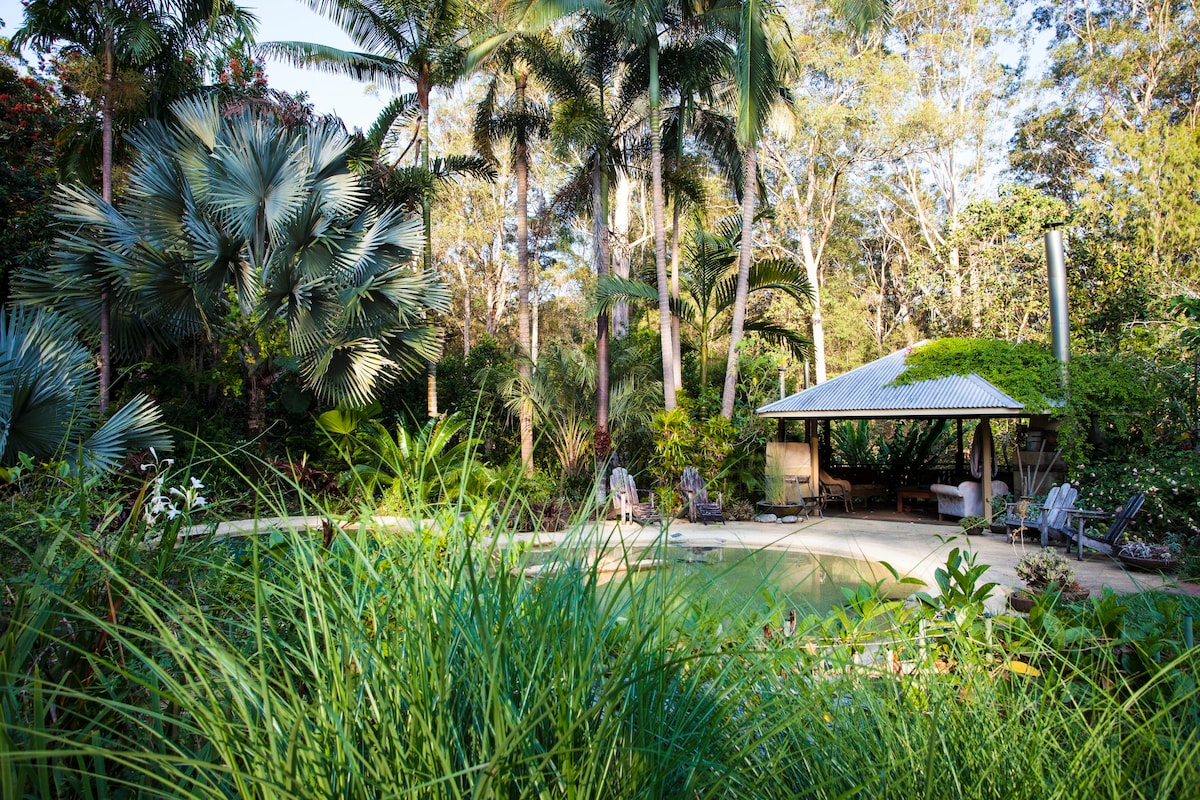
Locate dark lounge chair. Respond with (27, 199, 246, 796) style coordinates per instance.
(1061, 493, 1146, 561)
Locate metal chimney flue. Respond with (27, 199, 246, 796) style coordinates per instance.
(1044, 229, 1070, 365)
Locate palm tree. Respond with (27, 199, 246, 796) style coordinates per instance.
(13, 0, 254, 413)
(596, 223, 813, 389)
(262, 0, 474, 417)
(706, 0, 889, 418)
(28, 97, 448, 437)
(0, 307, 169, 472)
(529, 16, 640, 454)
(473, 39, 552, 475)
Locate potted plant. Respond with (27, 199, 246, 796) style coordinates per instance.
(1010, 548, 1090, 612)
(990, 493, 1014, 534)
(958, 515, 989, 536)
(756, 458, 800, 517)
(1116, 540, 1179, 572)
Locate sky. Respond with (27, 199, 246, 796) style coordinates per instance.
(0, 0, 394, 131)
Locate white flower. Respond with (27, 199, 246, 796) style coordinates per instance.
(190, 476, 205, 490)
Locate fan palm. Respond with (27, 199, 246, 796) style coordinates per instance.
(13, 0, 255, 412)
(27, 97, 448, 437)
(596, 224, 814, 389)
(0, 307, 169, 472)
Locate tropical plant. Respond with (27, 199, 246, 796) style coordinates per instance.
(21, 97, 448, 437)
(707, 0, 891, 417)
(473, 37, 552, 475)
(344, 413, 493, 509)
(0, 307, 169, 472)
(12, 0, 255, 411)
(596, 223, 814, 389)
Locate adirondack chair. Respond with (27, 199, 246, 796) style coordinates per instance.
(1062, 493, 1146, 561)
(1005, 483, 1078, 546)
(680, 467, 724, 524)
(608, 467, 660, 525)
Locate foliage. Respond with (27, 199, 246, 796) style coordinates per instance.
(1056, 351, 1172, 465)
(1072, 450, 1200, 546)
(895, 338, 1063, 410)
(0, 307, 169, 472)
(20, 96, 449, 435)
(0, 59, 61, 308)
(3, 461, 1199, 798)
(339, 413, 494, 510)
(1015, 548, 1076, 593)
(649, 401, 735, 492)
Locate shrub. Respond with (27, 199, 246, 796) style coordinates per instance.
(1072, 450, 1200, 545)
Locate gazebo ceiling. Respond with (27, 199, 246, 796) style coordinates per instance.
(756, 342, 1027, 421)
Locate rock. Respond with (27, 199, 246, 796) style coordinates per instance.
(780, 515, 799, 524)
(754, 513, 778, 524)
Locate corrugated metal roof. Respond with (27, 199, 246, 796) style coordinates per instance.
(756, 342, 1025, 419)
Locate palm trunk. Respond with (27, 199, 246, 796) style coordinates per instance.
(98, 24, 115, 414)
(720, 145, 756, 419)
(670, 199, 682, 391)
(418, 71, 438, 417)
(649, 37, 676, 409)
(593, 161, 610, 445)
(515, 71, 534, 476)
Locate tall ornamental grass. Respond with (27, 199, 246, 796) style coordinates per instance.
(1, 481, 1198, 798)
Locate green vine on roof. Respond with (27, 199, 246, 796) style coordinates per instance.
(892, 338, 1064, 411)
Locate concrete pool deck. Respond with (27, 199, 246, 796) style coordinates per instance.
(516, 514, 1194, 609)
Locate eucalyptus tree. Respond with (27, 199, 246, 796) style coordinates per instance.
(13, 0, 254, 412)
(473, 36, 553, 475)
(263, 0, 474, 416)
(596, 223, 813, 389)
(28, 97, 448, 437)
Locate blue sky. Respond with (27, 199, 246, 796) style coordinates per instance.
(0, 0, 393, 131)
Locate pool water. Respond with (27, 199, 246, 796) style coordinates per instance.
(521, 544, 912, 615)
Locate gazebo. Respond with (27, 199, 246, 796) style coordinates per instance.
(756, 343, 1028, 511)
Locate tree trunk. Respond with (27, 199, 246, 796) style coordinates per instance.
(721, 145, 756, 419)
(799, 227, 826, 384)
(418, 70, 438, 417)
(670, 198, 682, 391)
(593, 162, 610, 441)
(612, 172, 632, 338)
(515, 71, 534, 476)
(99, 24, 115, 414)
(649, 37, 676, 409)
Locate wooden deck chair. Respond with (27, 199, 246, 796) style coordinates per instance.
(609, 467, 660, 525)
(1062, 493, 1146, 561)
(1006, 484, 1078, 546)
(680, 467, 724, 524)
(786, 476, 824, 519)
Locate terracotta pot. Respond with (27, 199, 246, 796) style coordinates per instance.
(1009, 586, 1090, 613)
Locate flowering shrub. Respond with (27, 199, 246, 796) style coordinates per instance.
(1071, 450, 1200, 545)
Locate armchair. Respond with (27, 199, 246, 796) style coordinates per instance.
(929, 480, 1009, 520)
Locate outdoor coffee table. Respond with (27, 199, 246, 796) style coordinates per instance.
(896, 487, 934, 513)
